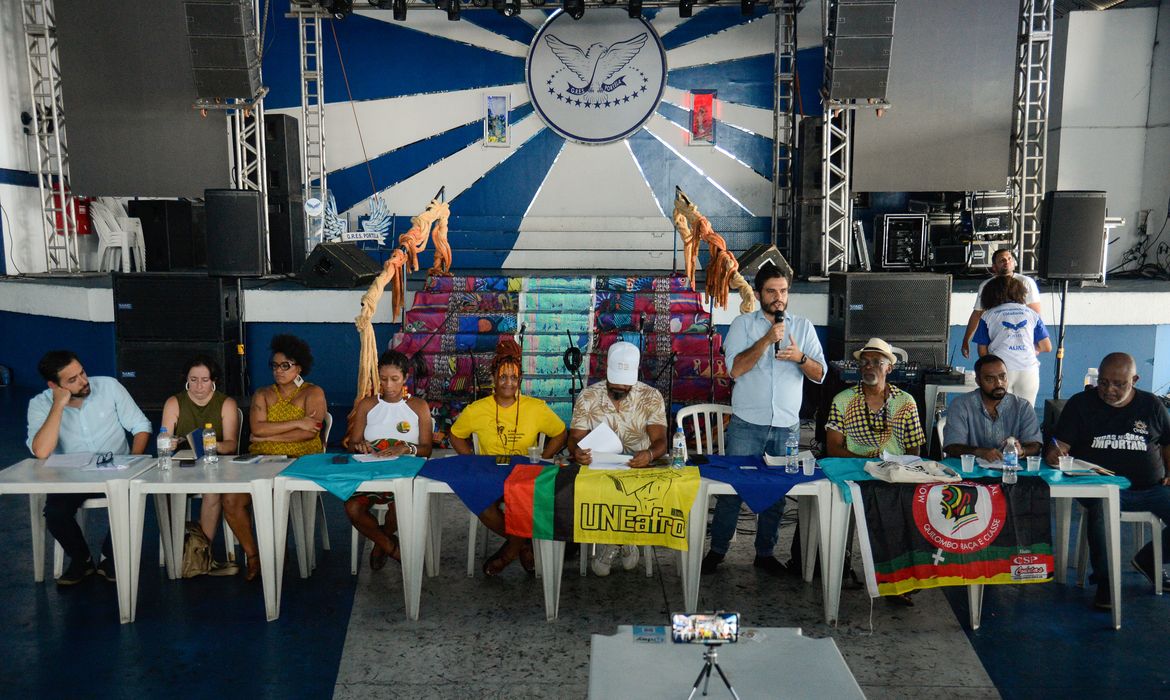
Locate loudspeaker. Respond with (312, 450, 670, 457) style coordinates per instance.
(117, 340, 242, 410)
(825, 0, 895, 100)
(827, 272, 951, 361)
(185, 1, 255, 36)
(205, 188, 265, 277)
(834, 3, 895, 35)
(185, 0, 260, 100)
(264, 113, 303, 197)
(1040, 191, 1107, 280)
(298, 242, 382, 288)
(113, 273, 240, 343)
(268, 195, 306, 275)
(128, 200, 194, 272)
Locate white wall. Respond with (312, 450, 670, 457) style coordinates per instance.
(1140, 1, 1170, 250)
(1049, 8, 1159, 268)
(0, 0, 44, 275)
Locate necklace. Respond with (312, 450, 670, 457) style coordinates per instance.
(494, 396, 520, 455)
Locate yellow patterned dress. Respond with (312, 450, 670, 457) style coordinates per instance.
(249, 384, 324, 456)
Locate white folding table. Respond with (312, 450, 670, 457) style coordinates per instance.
(0, 456, 157, 624)
(127, 458, 291, 622)
(272, 474, 416, 616)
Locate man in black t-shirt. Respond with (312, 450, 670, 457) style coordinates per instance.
(1047, 352, 1170, 610)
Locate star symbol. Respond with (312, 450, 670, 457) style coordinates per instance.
(555, 93, 564, 102)
(548, 87, 554, 95)
(604, 99, 612, 108)
(547, 79, 553, 86)
(639, 86, 647, 94)
(574, 99, 582, 107)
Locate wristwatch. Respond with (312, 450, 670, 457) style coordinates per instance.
(797, 354, 808, 365)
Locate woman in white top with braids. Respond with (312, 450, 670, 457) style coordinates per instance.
(343, 350, 433, 571)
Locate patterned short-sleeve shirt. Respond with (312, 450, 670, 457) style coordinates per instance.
(825, 384, 925, 458)
(570, 381, 666, 453)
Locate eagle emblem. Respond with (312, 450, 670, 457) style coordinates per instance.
(1001, 319, 1027, 331)
(544, 33, 648, 97)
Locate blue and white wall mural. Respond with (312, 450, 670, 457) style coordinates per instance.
(262, 2, 826, 270)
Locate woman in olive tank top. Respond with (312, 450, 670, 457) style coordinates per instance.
(160, 355, 240, 574)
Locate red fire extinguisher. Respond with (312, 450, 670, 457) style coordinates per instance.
(52, 185, 92, 235)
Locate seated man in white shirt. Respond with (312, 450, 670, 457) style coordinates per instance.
(27, 350, 152, 586)
(568, 341, 668, 576)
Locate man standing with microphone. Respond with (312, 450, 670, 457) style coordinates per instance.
(701, 264, 826, 575)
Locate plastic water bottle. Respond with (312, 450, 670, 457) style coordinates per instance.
(157, 427, 173, 471)
(203, 423, 218, 464)
(1002, 437, 1019, 484)
(671, 427, 687, 469)
(785, 432, 800, 475)
(1084, 368, 1099, 389)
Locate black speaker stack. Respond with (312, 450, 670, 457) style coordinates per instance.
(185, 0, 261, 100)
(825, 0, 897, 101)
(265, 113, 306, 275)
(113, 273, 244, 410)
(1040, 191, 1107, 280)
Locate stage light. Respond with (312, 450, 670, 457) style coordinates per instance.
(627, 0, 641, 18)
(678, 0, 692, 17)
(564, 0, 583, 19)
(320, 0, 353, 19)
(446, 0, 460, 20)
(740, 0, 754, 16)
(494, 0, 521, 14)
(393, 0, 407, 19)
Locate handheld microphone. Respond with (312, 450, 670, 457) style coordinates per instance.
(773, 310, 786, 356)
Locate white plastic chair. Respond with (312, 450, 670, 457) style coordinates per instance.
(90, 199, 145, 273)
(52, 497, 109, 577)
(1073, 507, 1164, 595)
(292, 412, 333, 572)
(676, 404, 733, 456)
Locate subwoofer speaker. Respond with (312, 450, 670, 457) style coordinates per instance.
(205, 188, 265, 277)
(268, 195, 306, 275)
(113, 273, 240, 343)
(128, 200, 194, 272)
(1040, 191, 1107, 280)
(264, 113, 303, 197)
(298, 242, 381, 288)
(117, 340, 242, 410)
(827, 272, 951, 362)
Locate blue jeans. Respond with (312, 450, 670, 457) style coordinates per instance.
(707, 415, 797, 557)
(1081, 484, 1170, 585)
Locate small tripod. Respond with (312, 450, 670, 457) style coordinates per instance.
(687, 644, 740, 700)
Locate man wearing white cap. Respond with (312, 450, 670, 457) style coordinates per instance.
(569, 340, 668, 575)
(702, 264, 827, 576)
(825, 338, 926, 458)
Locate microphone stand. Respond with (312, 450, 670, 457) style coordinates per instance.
(652, 350, 679, 424)
(707, 321, 717, 404)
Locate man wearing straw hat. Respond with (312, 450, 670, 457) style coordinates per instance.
(825, 338, 925, 458)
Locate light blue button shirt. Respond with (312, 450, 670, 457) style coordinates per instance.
(26, 376, 152, 455)
(942, 388, 1042, 450)
(724, 310, 826, 428)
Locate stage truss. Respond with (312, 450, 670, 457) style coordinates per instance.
(1010, 0, 1053, 275)
(297, 4, 328, 244)
(770, 3, 798, 262)
(22, 0, 79, 274)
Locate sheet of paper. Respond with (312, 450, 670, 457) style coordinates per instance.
(353, 453, 399, 463)
(587, 456, 631, 471)
(45, 453, 94, 468)
(578, 422, 623, 453)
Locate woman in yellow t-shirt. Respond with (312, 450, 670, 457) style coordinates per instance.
(448, 338, 567, 576)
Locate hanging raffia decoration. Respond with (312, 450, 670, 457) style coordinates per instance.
(346, 197, 452, 442)
(671, 187, 755, 314)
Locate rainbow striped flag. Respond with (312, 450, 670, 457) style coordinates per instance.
(851, 478, 1054, 597)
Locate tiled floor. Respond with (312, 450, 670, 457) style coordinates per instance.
(1, 384, 1168, 698)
